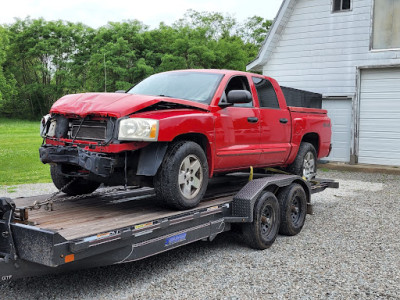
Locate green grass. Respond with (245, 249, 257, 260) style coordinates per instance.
(0, 118, 51, 186)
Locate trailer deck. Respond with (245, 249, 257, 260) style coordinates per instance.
(13, 188, 233, 241)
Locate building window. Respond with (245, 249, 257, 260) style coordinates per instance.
(372, 0, 400, 50)
(332, 0, 351, 12)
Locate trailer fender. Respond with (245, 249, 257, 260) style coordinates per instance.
(226, 175, 310, 223)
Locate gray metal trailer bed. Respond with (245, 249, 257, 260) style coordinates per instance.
(0, 173, 338, 281)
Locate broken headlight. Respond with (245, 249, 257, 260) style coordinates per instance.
(40, 114, 51, 138)
(118, 118, 159, 141)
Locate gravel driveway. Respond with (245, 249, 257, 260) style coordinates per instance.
(1, 170, 399, 299)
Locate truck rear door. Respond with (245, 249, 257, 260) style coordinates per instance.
(252, 76, 291, 165)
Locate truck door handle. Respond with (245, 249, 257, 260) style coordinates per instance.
(279, 118, 288, 124)
(247, 117, 258, 123)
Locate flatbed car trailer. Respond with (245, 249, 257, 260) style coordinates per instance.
(0, 173, 338, 281)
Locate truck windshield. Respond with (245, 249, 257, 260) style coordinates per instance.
(127, 72, 223, 103)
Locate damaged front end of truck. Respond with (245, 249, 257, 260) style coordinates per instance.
(39, 112, 168, 193)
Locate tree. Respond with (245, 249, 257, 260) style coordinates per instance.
(0, 12, 272, 119)
(86, 20, 151, 91)
(4, 18, 95, 117)
(174, 9, 238, 40)
(0, 26, 17, 116)
(240, 16, 272, 46)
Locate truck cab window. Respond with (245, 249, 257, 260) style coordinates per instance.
(223, 76, 253, 107)
(252, 77, 280, 109)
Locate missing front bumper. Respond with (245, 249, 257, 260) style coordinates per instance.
(39, 146, 116, 177)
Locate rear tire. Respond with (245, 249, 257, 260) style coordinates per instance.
(242, 192, 280, 250)
(287, 142, 317, 180)
(277, 183, 307, 236)
(154, 141, 209, 210)
(50, 165, 100, 196)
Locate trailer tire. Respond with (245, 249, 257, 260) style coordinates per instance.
(50, 165, 100, 196)
(287, 142, 317, 180)
(277, 183, 307, 236)
(154, 141, 209, 210)
(242, 192, 280, 250)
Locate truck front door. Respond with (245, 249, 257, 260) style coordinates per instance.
(214, 76, 261, 170)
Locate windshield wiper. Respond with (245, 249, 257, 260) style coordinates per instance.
(157, 94, 172, 98)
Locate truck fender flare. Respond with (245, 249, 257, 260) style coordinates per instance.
(136, 142, 168, 176)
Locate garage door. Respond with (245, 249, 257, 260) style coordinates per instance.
(359, 68, 400, 166)
(321, 99, 352, 162)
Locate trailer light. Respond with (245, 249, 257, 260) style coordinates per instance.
(118, 118, 159, 141)
(64, 254, 75, 263)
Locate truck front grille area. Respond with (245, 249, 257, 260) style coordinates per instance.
(52, 115, 114, 142)
(70, 120, 107, 141)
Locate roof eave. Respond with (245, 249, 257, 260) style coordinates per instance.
(246, 0, 294, 72)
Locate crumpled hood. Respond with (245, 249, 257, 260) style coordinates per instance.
(50, 93, 209, 118)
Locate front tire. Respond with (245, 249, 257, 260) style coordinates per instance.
(50, 165, 101, 196)
(154, 141, 209, 210)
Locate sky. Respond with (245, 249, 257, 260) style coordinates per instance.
(0, 0, 284, 28)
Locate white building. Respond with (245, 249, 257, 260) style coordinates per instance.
(247, 0, 400, 166)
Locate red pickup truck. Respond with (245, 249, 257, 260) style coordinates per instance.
(39, 69, 332, 209)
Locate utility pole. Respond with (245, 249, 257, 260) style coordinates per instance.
(104, 53, 107, 92)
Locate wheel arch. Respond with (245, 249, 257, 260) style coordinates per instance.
(137, 133, 213, 177)
(172, 133, 213, 177)
(301, 132, 319, 155)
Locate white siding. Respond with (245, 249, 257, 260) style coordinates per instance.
(262, 0, 400, 96)
(253, 0, 400, 165)
(358, 68, 400, 165)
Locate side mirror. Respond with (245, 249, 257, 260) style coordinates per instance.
(226, 90, 252, 104)
(115, 90, 126, 93)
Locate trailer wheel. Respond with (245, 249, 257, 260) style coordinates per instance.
(154, 141, 209, 210)
(242, 192, 280, 250)
(277, 183, 307, 236)
(287, 142, 317, 180)
(50, 165, 100, 196)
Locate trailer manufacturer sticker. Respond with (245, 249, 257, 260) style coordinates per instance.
(207, 206, 219, 212)
(97, 231, 119, 239)
(134, 221, 153, 230)
(83, 230, 121, 243)
(2, 275, 12, 281)
(165, 233, 187, 247)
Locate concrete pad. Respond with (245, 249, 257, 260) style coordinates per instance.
(319, 162, 400, 175)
